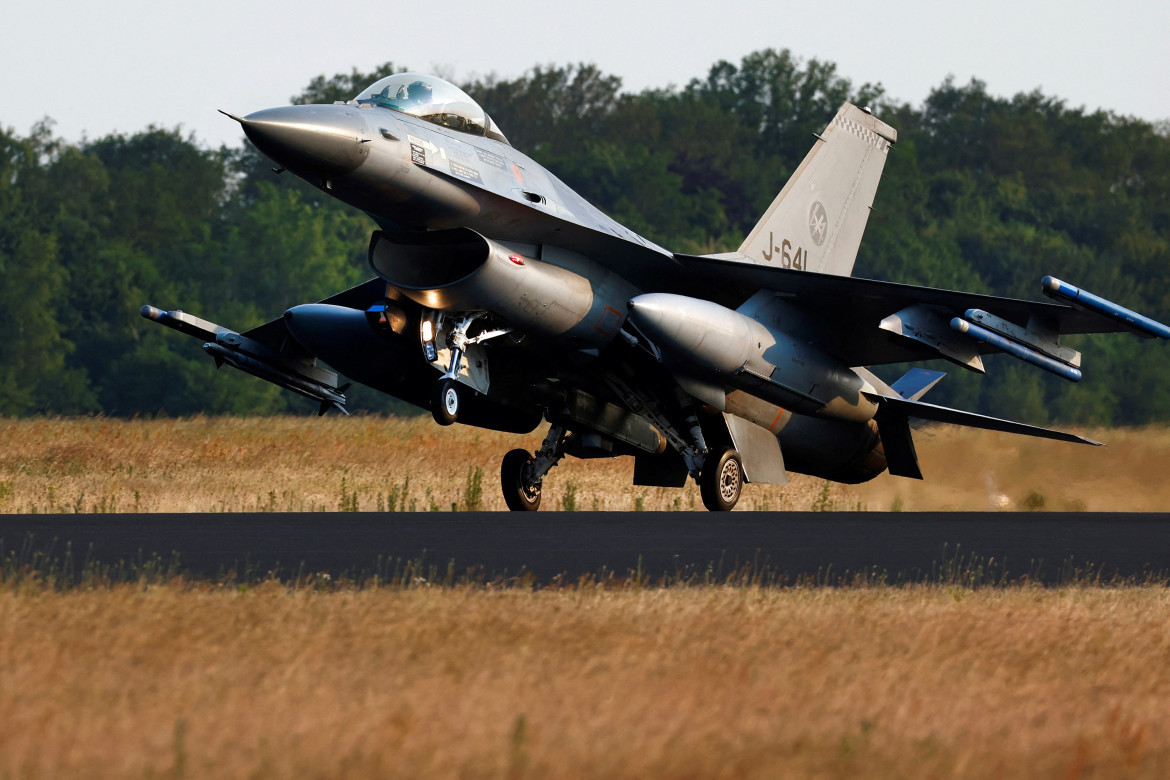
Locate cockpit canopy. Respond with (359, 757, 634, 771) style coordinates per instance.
(354, 73, 509, 145)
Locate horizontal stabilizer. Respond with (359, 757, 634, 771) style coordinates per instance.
(865, 394, 1101, 446)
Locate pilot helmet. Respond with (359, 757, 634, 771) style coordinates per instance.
(405, 80, 434, 104)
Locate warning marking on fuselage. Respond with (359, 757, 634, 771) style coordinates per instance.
(475, 148, 508, 169)
(448, 161, 483, 184)
(593, 306, 624, 336)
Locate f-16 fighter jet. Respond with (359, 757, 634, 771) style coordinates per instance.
(143, 73, 1170, 510)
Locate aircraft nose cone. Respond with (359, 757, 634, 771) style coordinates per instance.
(241, 105, 369, 176)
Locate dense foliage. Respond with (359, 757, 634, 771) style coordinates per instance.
(2, 49, 1167, 423)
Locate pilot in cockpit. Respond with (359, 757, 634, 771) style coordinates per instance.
(355, 73, 510, 145)
(405, 80, 433, 105)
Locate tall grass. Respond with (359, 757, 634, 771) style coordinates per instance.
(0, 582, 1166, 777)
(1, 416, 1169, 513)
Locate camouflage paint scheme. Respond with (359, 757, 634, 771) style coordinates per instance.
(143, 73, 1168, 510)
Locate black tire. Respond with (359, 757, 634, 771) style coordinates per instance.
(700, 448, 743, 511)
(501, 448, 541, 511)
(431, 378, 460, 426)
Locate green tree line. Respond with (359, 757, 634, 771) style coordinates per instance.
(2, 49, 1168, 424)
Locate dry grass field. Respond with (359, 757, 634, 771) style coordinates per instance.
(0, 583, 1166, 778)
(2, 417, 1168, 777)
(1, 415, 1170, 513)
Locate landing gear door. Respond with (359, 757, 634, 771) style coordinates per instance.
(722, 413, 788, 485)
(428, 317, 490, 395)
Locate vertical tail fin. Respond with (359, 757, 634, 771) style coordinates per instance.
(737, 104, 896, 277)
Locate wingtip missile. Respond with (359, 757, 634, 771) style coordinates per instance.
(1042, 276, 1170, 340)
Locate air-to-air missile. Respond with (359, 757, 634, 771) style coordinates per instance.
(140, 305, 349, 414)
(1042, 276, 1170, 339)
(950, 315, 1084, 383)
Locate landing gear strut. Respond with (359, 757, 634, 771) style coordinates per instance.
(428, 314, 479, 426)
(426, 312, 512, 427)
(501, 425, 567, 511)
(699, 447, 743, 511)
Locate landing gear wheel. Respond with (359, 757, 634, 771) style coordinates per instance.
(700, 448, 743, 511)
(501, 448, 542, 511)
(431, 378, 461, 426)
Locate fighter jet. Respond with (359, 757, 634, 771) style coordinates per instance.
(142, 73, 1170, 510)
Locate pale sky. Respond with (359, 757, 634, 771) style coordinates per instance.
(3, 0, 1167, 150)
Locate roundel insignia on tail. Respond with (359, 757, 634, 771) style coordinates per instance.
(809, 201, 828, 247)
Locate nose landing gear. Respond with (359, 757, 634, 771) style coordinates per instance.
(431, 378, 462, 426)
(428, 314, 476, 426)
(424, 312, 511, 427)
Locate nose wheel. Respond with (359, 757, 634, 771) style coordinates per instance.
(431, 378, 461, 426)
(700, 447, 743, 511)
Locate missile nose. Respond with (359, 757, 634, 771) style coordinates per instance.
(239, 105, 370, 176)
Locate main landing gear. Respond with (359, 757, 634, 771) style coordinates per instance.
(499, 428, 744, 511)
(500, 425, 567, 511)
(699, 446, 743, 512)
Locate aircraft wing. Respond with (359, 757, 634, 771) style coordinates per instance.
(673, 253, 1138, 374)
(142, 279, 390, 415)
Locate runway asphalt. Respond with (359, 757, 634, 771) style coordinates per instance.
(1, 512, 1167, 584)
